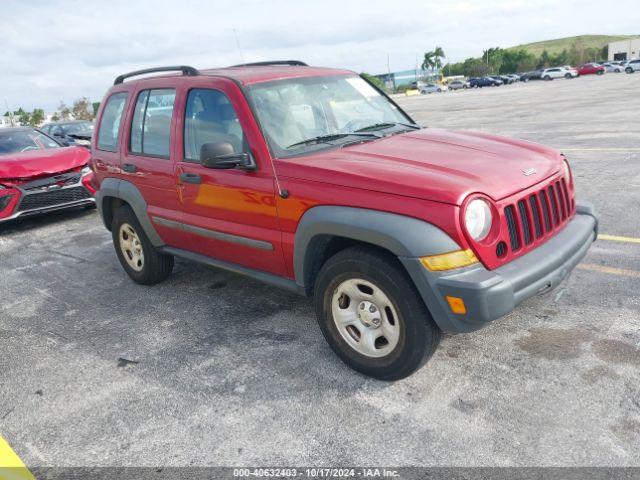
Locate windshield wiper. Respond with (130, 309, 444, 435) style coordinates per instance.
(286, 132, 380, 150)
(355, 122, 421, 133)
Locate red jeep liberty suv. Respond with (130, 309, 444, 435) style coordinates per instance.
(93, 62, 597, 380)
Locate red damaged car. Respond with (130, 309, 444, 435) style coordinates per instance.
(0, 127, 96, 223)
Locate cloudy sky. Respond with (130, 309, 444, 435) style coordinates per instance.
(1, 0, 638, 111)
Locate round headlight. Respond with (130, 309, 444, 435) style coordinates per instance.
(563, 159, 572, 184)
(464, 198, 493, 241)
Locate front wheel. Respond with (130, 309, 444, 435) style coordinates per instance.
(314, 247, 441, 380)
(565, 73, 572, 79)
(597, 70, 604, 75)
(626, 67, 634, 74)
(112, 205, 174, 285)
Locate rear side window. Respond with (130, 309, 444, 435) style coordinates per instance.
(97, 92, 128, 152)
(130, 88, 175, 158)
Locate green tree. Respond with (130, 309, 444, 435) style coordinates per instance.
(58, 101, 71, 120)
(421, 51, 435, 71)
(360, 73, 386, 92)
(421, 47, 446, 72)
(29, 109, 45, 127)
(92, 102, 101, 117)
(433, 46, 445, 70)
(13, 108, 30, 126)
(482, 47, 504, 74)
(72, 97, 93, 120)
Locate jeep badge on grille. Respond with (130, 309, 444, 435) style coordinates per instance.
(522, 168, 537, 176)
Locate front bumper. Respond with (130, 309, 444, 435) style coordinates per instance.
(401, 202, 598, 333)
(0, 173, 95, 223)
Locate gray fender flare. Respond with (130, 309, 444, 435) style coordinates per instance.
(95, 178, 164, 247)
(293, 206, 460, 289)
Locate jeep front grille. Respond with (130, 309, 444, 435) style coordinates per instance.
(504, 178, 574, 252)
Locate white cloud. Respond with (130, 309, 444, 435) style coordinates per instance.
(1, 0, 637, 110)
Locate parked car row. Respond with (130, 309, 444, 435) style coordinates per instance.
(419, 58, 639, 94)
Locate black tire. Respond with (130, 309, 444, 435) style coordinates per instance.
(111, 205, 173, 285)
(597, 70, 604, 75)
(314, 246, 441, 380)
(543, 75, 551, 81)
(626, 67, 634, 74)
(565, 73, 571, 79)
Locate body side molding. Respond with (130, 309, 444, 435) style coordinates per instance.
(152, 216, 274, 250)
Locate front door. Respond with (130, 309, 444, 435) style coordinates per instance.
(175, 81, 287, 277)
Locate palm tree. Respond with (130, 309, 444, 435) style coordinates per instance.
(422, 47, 446, 72)
(421, 51, 435, 71)
(433, 46, 446, 70)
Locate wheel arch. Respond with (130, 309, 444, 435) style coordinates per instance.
(95, 178, 164, 246)
(294, 206, 460, 295)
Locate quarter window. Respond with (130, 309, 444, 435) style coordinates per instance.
(97, 92, 128, 152)
(130, 88, 176, 158)
(183, 89, 245, 162)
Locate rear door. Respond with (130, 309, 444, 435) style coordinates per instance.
(119, 82, 186, 246)
(175, 78, 287, 276)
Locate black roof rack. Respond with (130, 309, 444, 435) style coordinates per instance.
(114, 66, 200, 85)
(231, 60, 308, 67)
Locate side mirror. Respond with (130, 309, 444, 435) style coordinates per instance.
(200, 142, 256, 171)
(53, 131, 64, 137)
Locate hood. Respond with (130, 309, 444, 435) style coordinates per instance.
(0, 146, 90, 181)
(276, 128, 562, 205)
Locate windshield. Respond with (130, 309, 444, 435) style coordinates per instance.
(62, 122, 94, 135)
(0, 129, 60, 156)
(247, 75, 415, 157)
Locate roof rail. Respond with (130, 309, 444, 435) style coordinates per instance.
(114, 66, 200, 85)
(231, 60, 308, 67)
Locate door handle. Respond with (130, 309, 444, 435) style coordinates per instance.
(122, 163, 137, 173)
(179, 173, 202, 184)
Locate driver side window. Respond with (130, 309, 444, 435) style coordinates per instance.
(183, 89, 245, 163)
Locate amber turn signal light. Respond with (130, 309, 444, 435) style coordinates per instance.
(445, 296, 467, 315)
(420, 249, 479, 271)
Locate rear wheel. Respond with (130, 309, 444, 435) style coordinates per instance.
(564, 73, 572, 79)
(314, 246, 441, 380)
(626, 67, 634, 74)
(597, 70, 604, 75)
(112, 205, 173, 285)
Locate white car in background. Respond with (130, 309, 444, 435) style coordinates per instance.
(561, 66, 579, 78)
(419, 83, 447, 94)
(602, 62, 624, 73)
(625, 59, 640, 73)
(541, 67, 578, 80)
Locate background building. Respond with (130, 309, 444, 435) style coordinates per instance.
(373, 68, 437, 90)
(608, 37, 640, 61)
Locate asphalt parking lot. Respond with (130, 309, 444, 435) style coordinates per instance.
(1, 73, 639, 469)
